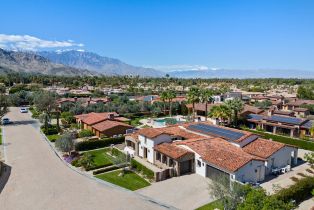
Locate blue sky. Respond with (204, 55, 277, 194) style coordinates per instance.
(0, 0, 314, 72)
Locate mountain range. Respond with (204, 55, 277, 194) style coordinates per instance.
(0, 48, 164, 77)
(1, 48, 314, 78)
(37, 50, 164, 77)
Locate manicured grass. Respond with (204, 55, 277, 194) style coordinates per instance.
(84, 148, 114, 168)
(247, 129, 314, 151)
(46, 134, 61, 142)
(95, 170, 150, 191)
(196, 199, 223, 210)
(130, 117, 144, 126)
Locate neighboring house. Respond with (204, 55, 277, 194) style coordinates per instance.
(125, 122, 297, 183)
(186, 103, 220, 120)
(282, 99, 314, 111)
(240, 105, 264, 118)
(57, 96, 109, 107)
(75, 112, 132, 137)
(152, 96, 187, 104)
(246, 114, 313, 138)
(294, 108, 310, 118)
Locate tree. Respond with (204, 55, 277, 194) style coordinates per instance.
(55, 133, 74, 155)
(209, 105, 232, 125)
(199, 88, 214, 121)
(33, 91, 57, 131)
(224, 99, 244, 127)
(167, 89, 176, 117)
(304, 152, 314, 167)
(78, 153, 95, 170)
(160, 91, 168, 115)
(0, 94, 9, 124)
(208, 176, 249, 210)
(187, 87, 200, 121)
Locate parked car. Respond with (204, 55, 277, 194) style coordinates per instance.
(2, 118, 12, 125)
(20, 107, 28, 113)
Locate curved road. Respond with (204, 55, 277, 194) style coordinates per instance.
(0, 108, 171, 210)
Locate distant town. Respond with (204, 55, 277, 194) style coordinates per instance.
(1, 74, 314, 209)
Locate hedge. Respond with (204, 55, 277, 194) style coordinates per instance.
(274, 176, 314, 204)
(41, 124, 59, 135)
(86, 162, 113, 171)
(130, 158, 154, 180)
(246, 129, 314, 151)
(78, 129, 94, 138)
(92, 163, 129, 175)
(75, 136, 125, 151)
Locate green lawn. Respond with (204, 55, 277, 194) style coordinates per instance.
(84, 148, 114, 168)
(130, 117, 145, 126)
(247, 129, 314, 151)
(196, 199, 223, 210)
(46, 134, 61, 142)
(95, 170, 150, 191)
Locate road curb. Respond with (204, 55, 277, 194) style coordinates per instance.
(38, 125, 177, 210)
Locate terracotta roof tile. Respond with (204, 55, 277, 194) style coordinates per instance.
(154, 143, 193, 160)
(178, 138, 264, 172)
(243, 138, 285, 158)
(75, 112, 119, 125)
(92, 120, 133, 132)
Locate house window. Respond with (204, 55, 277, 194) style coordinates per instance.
(197, 160, 201, 167)
(169, 159, 174, 167)
(156, 152, 161, 161)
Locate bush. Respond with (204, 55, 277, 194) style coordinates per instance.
(130, 158, 154, 180)
(93, 165, 119, 175)
(78, 129, 94, 138)
(75, 136, 125, 151)
(275, 176, 314, 204)
(41, 124, 59, 135)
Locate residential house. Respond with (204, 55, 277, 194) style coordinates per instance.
(75, 112, 132, 137)
(125, 122, 297, 183)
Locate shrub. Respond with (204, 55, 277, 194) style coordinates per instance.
(93, 165, 123, 175)
(78, 129, 94, 138)
(75, 136, 125, 151)
(41, 124, 59, 135)
(130, 158, 154, 180)
(275, 176, 314, 204)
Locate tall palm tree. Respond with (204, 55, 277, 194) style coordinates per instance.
(187, 87, 200, 121)
(199, 88, 214, 121)
(160, 91, 168, 115)
(224, 99, 244, 127)
(208, 105, 231, 125)
(167, 90, 176, 117)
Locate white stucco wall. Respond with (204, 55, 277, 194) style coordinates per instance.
(234, 160, 265, 183)
(265, 146, 295, 175)
(138, 134, 172, 163)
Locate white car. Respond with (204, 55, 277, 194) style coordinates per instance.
(20, 107, 28, 113)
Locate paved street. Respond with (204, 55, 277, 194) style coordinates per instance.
(137, 174, 214, 210)
(0, 108, 171, 210)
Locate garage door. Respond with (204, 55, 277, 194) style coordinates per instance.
(206, 165, 229, 181)
(180, 160, 191, 174)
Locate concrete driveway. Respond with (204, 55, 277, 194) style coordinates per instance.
(0, 107, 171, 210)
(137, 174, 214, 210)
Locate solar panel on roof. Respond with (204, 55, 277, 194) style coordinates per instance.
(188, 123, 245, 141)
(267, 115, 304, 125)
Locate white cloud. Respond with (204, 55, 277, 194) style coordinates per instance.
(0, 34, 84, 51)
(143, 64, 217, 72)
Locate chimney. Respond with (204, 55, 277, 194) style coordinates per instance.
(108, 113, 115, 120)
(74, 97, 77, 102)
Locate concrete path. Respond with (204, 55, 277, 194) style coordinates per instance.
(0, 108, 172, 210)
(137, 174, 213, 210)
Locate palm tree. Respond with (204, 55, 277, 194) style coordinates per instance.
(208, 105, 231, 125)
(199, 88, 214, 121)
(224, 99, 244, 127)
(310, 125, 314, 138)
(160, 91, 168, 115)
(187, 87, 200, 121)
(167, 90, 176, 117)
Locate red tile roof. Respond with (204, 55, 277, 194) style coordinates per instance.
(154, 143, 193, 160)
(137, 125, 202, 139)
(75, 112, 119, 125)
(92, 120, 133, 132)
(178, 138, 264, 172)
(243, 138, 285, 158)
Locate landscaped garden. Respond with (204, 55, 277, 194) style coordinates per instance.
(46, 134, 61, 142)
(76, 148, 115, 170)
(196, 199, 223, 210)
(95, 170, 150, 191)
